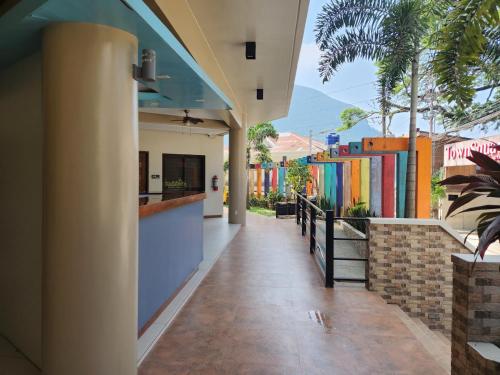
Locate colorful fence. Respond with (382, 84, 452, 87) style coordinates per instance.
(247, 136, 432, 218)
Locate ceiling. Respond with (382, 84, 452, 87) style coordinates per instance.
(151, 0, 309, 126)
(139, 107, 224, 121)
(139, 110, 229, 136)
(0, 0, 233, 110)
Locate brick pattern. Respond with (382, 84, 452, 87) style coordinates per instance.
(451, 255, 500, 375)
(368, 223, 471, 335)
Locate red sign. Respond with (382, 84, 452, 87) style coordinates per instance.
(444, 135, 500, 167)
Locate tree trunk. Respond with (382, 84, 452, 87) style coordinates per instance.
(382, 114, 387, 137)
(381, 85, 387, 137)
(404, 53, 419, 218)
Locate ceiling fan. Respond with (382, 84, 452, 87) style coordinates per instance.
(173, 110, 204, 125)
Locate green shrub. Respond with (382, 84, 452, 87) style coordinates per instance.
(267, 191, 285, 209)
(248, 194, 268, 208)
(345, 201, 376, 234)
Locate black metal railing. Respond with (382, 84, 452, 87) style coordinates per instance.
(296, 193, 369, 288)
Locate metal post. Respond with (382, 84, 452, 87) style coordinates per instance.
(296, 195, 301, 225)
(365, 219, 370, 290)
(301, 200, 307, 236)
(310, 207, 316, 254)
(325, 210, 334, 288)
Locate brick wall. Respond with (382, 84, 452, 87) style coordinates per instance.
(451, 254, 500, 374)
(368, 219, 472, 335)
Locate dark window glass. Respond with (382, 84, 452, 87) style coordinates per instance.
(162, 154, 205, 193)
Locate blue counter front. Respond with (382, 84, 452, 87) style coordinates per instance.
(138, 194, 204, 332)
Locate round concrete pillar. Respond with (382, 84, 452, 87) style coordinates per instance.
(42, 23, 138, 375)
(228, 121, 247, 225)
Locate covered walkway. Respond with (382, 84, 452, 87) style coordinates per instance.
(139, 213, 446, 374)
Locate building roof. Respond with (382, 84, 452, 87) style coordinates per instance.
(264, 132, 326, 153)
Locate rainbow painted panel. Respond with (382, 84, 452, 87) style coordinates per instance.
(264, 170, 270, 195)
(278, 167, 285, 194)
(382, 155, 396, 218)
(343, 162, 351, 210)
(351, 160, 361, 205)
(319, 165, 325, 198)
(324, 164, 331, 203)
(396, 152, 407, 218)
(330, 163, 337, 211)
(370, 156, 382, 216)
(360, 159, 370, 208)
(336, 163, 343, 216)
(349, 142, 363, 154)
(256, 168, 262, 197)
(272, 167, 278, 192)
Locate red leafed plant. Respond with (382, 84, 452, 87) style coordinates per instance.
(439, 149, 500, 259)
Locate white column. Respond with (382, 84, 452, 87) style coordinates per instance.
(228, 120, 247, 225)
(42, 23, 138, 375)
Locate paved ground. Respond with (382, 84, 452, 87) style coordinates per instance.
(139, 212, 446, 375)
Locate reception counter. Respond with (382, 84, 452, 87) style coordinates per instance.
(138, 192, 205, 333)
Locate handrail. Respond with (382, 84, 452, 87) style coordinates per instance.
(295, 193, 370, 289)
(296, 193, 325, 216)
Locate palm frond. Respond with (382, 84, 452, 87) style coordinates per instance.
(433, 0, 500, 107)
(318, 29, 385, 82)
(315, 0, 394, 50)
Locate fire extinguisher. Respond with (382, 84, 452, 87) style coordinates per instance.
(211, 175, 219, 191)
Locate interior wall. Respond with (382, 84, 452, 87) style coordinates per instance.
(0, 53, 43, 366)
(139, 129, 224, 216)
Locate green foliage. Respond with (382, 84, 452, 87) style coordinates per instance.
(223, 160, 229, 172)
(346, 201, 376, 217)
(248, 194, 268, 208)
(433, 0, 500, 108)
(247, 122, 278, 165)
(286, 160, 312, 194)
(431, 170, 446, 206)
(267, 191, 285, 209)
(345, 201, 376, 233)
(338, 107, 371, 131)
(439, 150, 500, 259)
(317, 196, 335, 211)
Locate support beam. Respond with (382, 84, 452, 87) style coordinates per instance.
(42, 23, 138, 375)
(228, 122, 247, 225)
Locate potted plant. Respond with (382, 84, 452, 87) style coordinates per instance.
(267, 191, 285, 210)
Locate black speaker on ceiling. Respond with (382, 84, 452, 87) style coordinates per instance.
(256, 89, 264, 100)
(246, 42, 256, 59)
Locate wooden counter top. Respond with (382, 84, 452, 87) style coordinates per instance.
(139, 192, 206, 218)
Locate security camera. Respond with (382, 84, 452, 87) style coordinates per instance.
(133, 49, 156, 82)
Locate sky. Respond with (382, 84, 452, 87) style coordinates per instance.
(294, 0, 494, 139)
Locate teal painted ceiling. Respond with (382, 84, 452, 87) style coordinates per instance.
(0, 0, 233, 110)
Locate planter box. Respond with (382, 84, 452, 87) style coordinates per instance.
(287, 202, 296, 215)
(275, 202, 289, 217)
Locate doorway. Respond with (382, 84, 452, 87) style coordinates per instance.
(139, 151, 149, 194)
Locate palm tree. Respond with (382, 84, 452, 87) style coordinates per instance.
(247, 122, 279, 166)
(433, 0, 499, 108)
(315, 0, 431, 217)
(246, 122, 279, 203)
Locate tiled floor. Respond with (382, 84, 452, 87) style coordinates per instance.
(139, 212, 446, 375)
(138, 215, 241, 362)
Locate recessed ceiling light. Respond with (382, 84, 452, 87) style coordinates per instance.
(195, 99, 205, 103)
(156, 74, 171, 80)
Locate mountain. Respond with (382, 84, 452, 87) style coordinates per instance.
(273, 85, 381, 143)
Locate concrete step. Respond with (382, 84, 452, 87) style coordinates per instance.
(388, 305, 451, 374)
